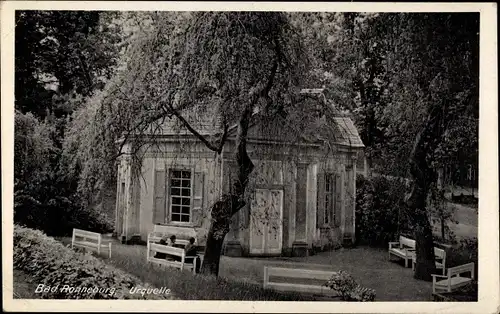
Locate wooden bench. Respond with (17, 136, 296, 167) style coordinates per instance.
(432, 262, 475, 294)
(388, 235, 416, 268)
(146, 232, 199, 257)
(263, 267, 337, 297)
(147, 243, 198, 274)
(71, 228, 112, 258)
(412, 246, 447, 275)
(147, 232, 192, 249)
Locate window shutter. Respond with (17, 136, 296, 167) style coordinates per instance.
(165, 169, 171, 223)
(316, 172, 325, 228)
(153, 170, 166, 224)
(334, 173, 342, 227)
(192, 172, 205, 226)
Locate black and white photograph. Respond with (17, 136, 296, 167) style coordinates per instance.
(1, 1, 498, 313)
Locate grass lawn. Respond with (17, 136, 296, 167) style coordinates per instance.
(448, 202, 477, 240)
(221, 247, 433, 301)
(431, 202, 478, 243)
(58, 237, 316, 301)
(59, 237, 432, 301)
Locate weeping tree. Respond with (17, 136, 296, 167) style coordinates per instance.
(90, 12, 315, 276)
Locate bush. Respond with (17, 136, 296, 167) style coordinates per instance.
(13, 225, 169, 299)
(446, 237, 478, 280)
(14, 111, 114, 237)
(14, 194, 113, 237)
(355, 175, 410, 247)
(324, 271, 376, 301)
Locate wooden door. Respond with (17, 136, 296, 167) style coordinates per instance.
(250, 189, 283, 255)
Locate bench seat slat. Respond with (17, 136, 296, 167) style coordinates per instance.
(389, 248, 412, 257)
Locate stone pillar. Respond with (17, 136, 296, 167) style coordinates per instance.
(224, 208, 243, 256)
(222, 160, 243, 256)
(342, 154, 356, 246)
(352, 154, 357, 244)
(292, 163, 308, 257)
(363, 155, 368, 177)
(283, 161, 295, 256)
(340, 164, 346, 242)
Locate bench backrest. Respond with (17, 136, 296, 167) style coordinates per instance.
(434, 247, 446, 260)
(447, 262, 474, 279)
(264, 267, 336, 287)
(147, 232, 195, 247)
(399, 236, 416, 249)
(73, 228, 101, 242)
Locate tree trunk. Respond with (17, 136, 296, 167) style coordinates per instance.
(200, 106, 254, 277)
(201, 228, 225, 276)
(406, 106, 445, 281)
(199, 51, 276, 276)
(200, 193, 244, 276)
(200, 196, 235, 276)
(414, 213, 436, 280)
(406, 177, 437, 281)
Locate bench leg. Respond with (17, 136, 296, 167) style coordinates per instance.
(109, 243, 112, 258)
(405, 258, 408, 268)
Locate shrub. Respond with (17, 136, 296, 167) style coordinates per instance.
(446, 237, 478, 280)
(428, 184, 458, 244)
(355, 175, 410, 247)
(14, 111, 114, 237)
(13, 225, 170, 299)
(324, 271, 376, 301)
(14, 194, 114, 237)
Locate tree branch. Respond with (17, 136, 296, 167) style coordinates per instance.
(109, 110, 167, 162)
(166, 106, 220, 152)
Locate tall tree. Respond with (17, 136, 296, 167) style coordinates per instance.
(14, 11, 125, 235)
(381, 13, 479, 280)
(298, 12, 478, 280)
(15, 10, 123, 118)
(291, 13, 391, 176)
